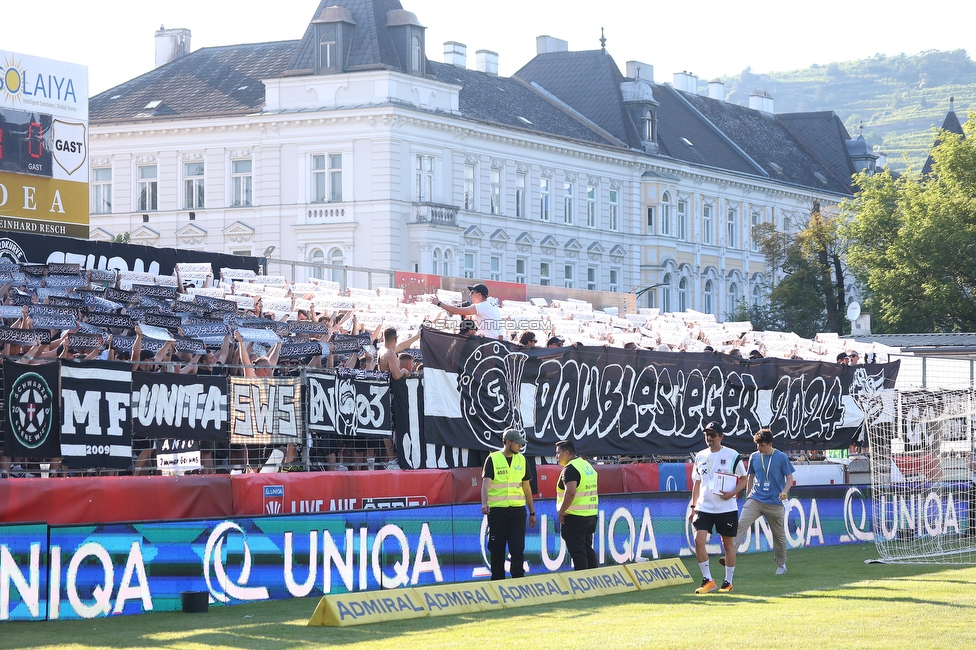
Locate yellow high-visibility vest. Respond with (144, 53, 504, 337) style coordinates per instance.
(557, 457, 598, 516)
(486, 451, 526, 508)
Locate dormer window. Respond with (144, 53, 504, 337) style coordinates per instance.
(320, 33, 336, 70)
(644, 115, 654, 141)
(412, 35, 423, 72)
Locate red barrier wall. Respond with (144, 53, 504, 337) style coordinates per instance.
(620, 463, 661, 493)
(229, 470, 455, 516)
(0, 475, 234, 525)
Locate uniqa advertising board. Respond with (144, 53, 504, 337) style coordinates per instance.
(0, 50, 89, 238)
(4, 485, 966, 622)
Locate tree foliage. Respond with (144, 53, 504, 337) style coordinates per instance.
(751, 210, 847, 339)
(841, 113, 976, 332)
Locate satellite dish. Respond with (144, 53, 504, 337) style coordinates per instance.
(846, 301, 861, 321)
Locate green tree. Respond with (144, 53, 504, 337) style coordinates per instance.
(752, 209, 847, 338)
(842, 114, 976, 332)
(112, 232, 131, 243)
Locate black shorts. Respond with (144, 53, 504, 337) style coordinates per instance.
(693, 510, 739, 538)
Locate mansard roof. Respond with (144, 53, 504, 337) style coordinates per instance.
(778, 111, 858, 191)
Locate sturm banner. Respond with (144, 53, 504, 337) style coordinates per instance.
(131, 372, 229, 442)
(419, 329, 900, 457)
(59, 360, 132, 469)
(307, 369, 393, 439)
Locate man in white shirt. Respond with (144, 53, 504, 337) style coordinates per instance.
(433, 283, 503, 340)
(689, 421, 748, 594)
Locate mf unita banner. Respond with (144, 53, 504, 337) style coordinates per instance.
(420, 329, 900, 456)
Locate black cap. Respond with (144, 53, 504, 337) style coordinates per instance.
(546, 336, 564, 347)
(467, 283, 489, 297)
(704, 421, 723, 435)
(836, 351, 848, 361)
(749, 349, 762, 359)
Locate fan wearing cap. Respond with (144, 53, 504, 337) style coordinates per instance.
(481, 427, 536, 580)
(433, 283, 503, 340)
(689, 421, 748, 594)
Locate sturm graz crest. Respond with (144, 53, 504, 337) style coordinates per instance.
(8, 372, 54, 449)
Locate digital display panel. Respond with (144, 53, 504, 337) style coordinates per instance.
(0, 523, 49, 622)
(0, 107, 53, 178)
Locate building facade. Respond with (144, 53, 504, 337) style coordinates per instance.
(88, 0, 872, 318)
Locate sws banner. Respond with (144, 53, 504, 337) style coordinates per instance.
(307, 369, 392, 439)
(131, 372, 228, 442)
(60, 360, 132, 469)
(229, 376, 304, 446)
(420, 329, 900, 456)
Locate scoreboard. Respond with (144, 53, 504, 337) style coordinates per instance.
(0, 50, 88, 239)
(0, 107, 54, 178)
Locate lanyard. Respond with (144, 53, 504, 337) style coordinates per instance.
(760, 451, 772, 481)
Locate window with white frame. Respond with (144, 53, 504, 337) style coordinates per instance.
(319, 32, 336, 70)
(609, 189, 619, 231)
(464, 163, 476, 211)
(646, 206, 654, 231)
(490, 168, 502, 215)
(411, 35, 423, 72)
(703, 279, 714, 316)
(661, 191, 672, 236)
(677, 199, 688, 241)
(609, 268, 619, 293)
(587, 266, 598, 291)
(310, 248, 325, 279)
(727, 282, 739, 315)
(312, 154, 342, 202)
(137, 165, 157, 212)
(703, 204, 713, 244)
(490, 254, 502, 282)
(91, 168, 112, 214)
(432, 248, 442, 275)
(540, 261, 551, 286)
(662, 273, 672, 312)
(587, 185, 597, 228)
(751, 209, 761, 251)
(752, 283, 762, 307)
(540, 178, 550, 221)
(463, 252, 476, 279)
(563, 264, 574, 289)
(330, 248, 344, 284)
(184, 161, 205, 209)
(416, 154, 434, 201)
(727, 207, 737, 248)
(230, 160, 252, 207)
(563, 181, 574, 225)
(516, 172, 527, 218)
(516, 258, 527, 284)
(443, 249, 454, 277)
(678, 277, 688, 312)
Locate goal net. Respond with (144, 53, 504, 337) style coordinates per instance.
(858, 388, 976, 564)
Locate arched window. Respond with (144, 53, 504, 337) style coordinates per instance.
(661, 191, 672, 236)
(703, 280, 714, 316)
(319, 33, 336, 71)
(310, 248, 325, 280)
(752, 284, 762, 307)
(678, 277, 688, 312)
(727, 282, 739, 316)
(443, 248, 454, 277)
(412, 35, 423, 73)
(431, 248, 442, 275)
(662, 273, 672, 313)
(329, 247, 344, 284)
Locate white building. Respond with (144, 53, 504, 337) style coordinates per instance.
(88, 0, 873, 317)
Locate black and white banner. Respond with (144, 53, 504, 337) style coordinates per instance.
(156, 438, 201, 473)
(131, 372, 228, 441)
(59, 360, 132, 469)
(391, 376, 482, 470)
(307, 369, 392, 438)
(420, 329, 901, 457)
(3, 360, 61, 459)
(229, 376, 304, 445)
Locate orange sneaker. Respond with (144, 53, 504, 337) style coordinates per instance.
(718, 580, 734, 593)
(695, 578, 717, 594)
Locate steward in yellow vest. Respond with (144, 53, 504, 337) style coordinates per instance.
(481, 428, 536, 579)
(555, 440, 599, 570)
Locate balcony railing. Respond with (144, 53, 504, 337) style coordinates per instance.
(412, 202, 459, 226)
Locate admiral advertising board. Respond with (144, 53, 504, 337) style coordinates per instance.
(0, 50, 88, 238)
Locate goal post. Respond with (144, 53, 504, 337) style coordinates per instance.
(857, 388, 976, 564)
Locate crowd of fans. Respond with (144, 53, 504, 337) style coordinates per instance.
(0, 260, 890, 478)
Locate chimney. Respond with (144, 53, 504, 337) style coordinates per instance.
(626, 61, 654, 83)
(476, 50, 499, 76)
(672, 71, 698, 93)
(444, 41, 467, 68)
(749, 90, 774, 113)
(536, 35, 569, 55)
(708, 79, 725, 100)
(155, 26, 191, 68)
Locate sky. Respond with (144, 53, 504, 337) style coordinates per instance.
(4, 0, 975, 95)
